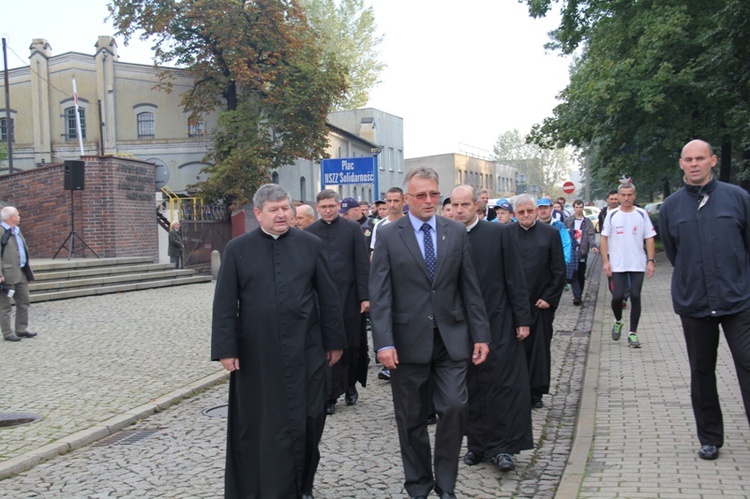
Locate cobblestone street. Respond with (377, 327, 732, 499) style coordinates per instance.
(0, 258, 597, 498)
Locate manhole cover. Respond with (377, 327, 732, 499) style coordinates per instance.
(203, 404, 228, 418)
(0, 412, 41, 428)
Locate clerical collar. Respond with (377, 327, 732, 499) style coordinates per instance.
(324, 216, 341, 225)
(260, 227, 287, 239)
(520, 220, 537, 231)
(465, 216, 480, 232)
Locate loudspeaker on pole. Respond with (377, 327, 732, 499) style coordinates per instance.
(64, 160, 85, 191)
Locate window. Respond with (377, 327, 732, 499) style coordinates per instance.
(188, 120, 205, 137)
(137, 112, 155, 139)
(271, 171, 279, 184)
(0, 118, 13, 142)
(300, 176, 306, 201)
(65, 107, 85, 140)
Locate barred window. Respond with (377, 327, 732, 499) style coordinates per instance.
(0, 118, 13, 142)
(137, 112, 155, 139)
(65, 107, 85, 140)
(188, 121, 205, 137)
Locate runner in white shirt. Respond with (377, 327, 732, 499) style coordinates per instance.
(600, 182, 656, 348)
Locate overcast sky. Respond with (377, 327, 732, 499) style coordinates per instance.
(2, 0, 571, 160)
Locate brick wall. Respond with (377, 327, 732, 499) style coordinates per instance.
(0, 156, 157, 259)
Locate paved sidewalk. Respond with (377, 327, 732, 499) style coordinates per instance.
(560, 260, 750, 498)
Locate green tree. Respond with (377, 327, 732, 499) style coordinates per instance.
(492, 128, 574, 197)
(522, 0, 750, 194)
(109, 0, 348, 206)
(301, 0, 385, 110)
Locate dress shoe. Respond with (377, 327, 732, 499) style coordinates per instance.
(463, 450, 483, 466)
(345, 386, 358, 406)
(377, 367, 391, 381)
(301, 493, 314, 499)
(495, 453, 516, 471)
(409, 496, 427, 499)
(325, 401, 336, 415)
(698, 444, 719, 460)
(532, 397, 544, 409)
(439, 493, 457, 499)
(4, 333, 21, 342)
(17, 331, 37, 338)
(426, 413, 437, 425)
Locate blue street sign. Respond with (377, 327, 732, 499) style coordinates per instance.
(320, 156, 379, 197)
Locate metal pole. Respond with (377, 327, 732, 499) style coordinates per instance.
(97, 99, 104, 156)
(2, 38, 14, 173)
(72, 78, 84, 156)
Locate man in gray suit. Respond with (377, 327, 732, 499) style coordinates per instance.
(370, 167, 490, 499)
(0, 206, 36, 342)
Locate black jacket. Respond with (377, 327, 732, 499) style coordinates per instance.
(660, 176, 750, 318)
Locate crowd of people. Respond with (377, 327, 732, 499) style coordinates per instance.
(209, 139, 750, 498)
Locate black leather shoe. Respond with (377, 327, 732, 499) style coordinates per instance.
(4, 333, 21, 342)
(463, 450, 482, 466)
(698, 445, 719, 460)
(439, 493, 457, 499)
(532, 397, 544, 409)
(301, 493, 314, 499)
(495, 453, 516, 471)
(17, 331, 37, 338)
(345, 386, 358, 406)
(409, 496, 427, 499)
(325, 401, 336, 415)
(377, 368, 391, 381)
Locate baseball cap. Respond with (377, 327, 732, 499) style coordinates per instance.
(536, 198, 552, 207)
(374, 199, 386, 205)
(496, 199, 513, 212)
(339, 197, 359, 213)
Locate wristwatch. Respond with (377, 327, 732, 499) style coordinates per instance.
(647, 258, 655, 263)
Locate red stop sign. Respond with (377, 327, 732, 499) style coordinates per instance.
(562, 181, 575, 194)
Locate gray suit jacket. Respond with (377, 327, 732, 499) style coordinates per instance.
(0, 226, 33, 284)
(369, 215, 490, 364)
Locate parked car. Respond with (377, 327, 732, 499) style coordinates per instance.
(583, 206, 601, 232)
(645, 202, 663, 216)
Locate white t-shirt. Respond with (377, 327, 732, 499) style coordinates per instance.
(370, 217, 392, 250)
(601, 207, 656, 272)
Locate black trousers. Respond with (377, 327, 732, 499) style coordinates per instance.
(681, 308, 750, 447)
(571, 255, 588, 300)
(390, 330, 467, 497)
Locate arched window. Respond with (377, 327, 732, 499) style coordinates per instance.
(300, 176, 306, 201)
(137, 112, 155, 139)
(271, 171, 279, 184)
(65, 107, 85, 140)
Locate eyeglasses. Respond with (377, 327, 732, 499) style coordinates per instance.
(407, 191, 441, 201)
(516, 209, 535, 215)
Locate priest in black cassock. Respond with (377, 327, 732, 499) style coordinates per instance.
(211, 184, 347, 499)
(450, 185, 534, 473)
(305, 190, 370, 414)
(511, 194, 566, 410)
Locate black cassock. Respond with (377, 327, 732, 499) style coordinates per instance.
(305, 216, 370, 398)
(466, 221, 534, 457)
(512, 221, 566, 395)
(211, 228, 346, 498)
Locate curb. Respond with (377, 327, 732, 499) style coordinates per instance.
(0, 370, 228, 480)
(556, 256, 605, 498)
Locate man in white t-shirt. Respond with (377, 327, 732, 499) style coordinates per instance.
(600, 182, 656, 348)
(369, 186, 406, 381)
